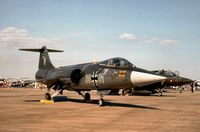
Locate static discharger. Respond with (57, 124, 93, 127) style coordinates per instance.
(40, 99, 54, 104)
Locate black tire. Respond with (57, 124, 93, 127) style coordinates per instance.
(45, 93, 51, 100)
(84, 93, 90, 102)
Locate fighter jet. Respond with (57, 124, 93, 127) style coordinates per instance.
(19, 46, 166, 106)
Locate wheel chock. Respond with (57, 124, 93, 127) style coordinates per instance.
(40, 99, 54, 104)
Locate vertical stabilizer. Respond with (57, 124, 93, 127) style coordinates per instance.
(39, 46, 55, 70)
(19, 46, 63, 70)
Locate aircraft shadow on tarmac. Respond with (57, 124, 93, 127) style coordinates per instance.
(24, 96, 159, 110)
(130, 94, 177, 97)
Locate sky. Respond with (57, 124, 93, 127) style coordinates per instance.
(0, 0, 200, 80)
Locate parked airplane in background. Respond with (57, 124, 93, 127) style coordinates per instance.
(19, 46, 166, 106)
(121, 70, 193, 96)
(193, 80, 200, 91)
(0, 78, 8, 87)
(0, 77, 35, 88)
(11, 78, 34, 87)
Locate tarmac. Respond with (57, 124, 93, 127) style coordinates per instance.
(0, 87, 200, 132)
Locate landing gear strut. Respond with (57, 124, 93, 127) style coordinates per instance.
(98, 94, 104, 106)
(84, 93, 91, 102)
(78, 91, 105, 106)
(78, 91, 91, 102)
(158, 88, 163, 96)
(45, 89, 63, 100)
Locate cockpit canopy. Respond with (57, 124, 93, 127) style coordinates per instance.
(100, 57, 134, 69)
(153, 70, 179, 77)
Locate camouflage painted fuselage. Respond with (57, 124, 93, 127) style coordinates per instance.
(21, 46, 167, 93)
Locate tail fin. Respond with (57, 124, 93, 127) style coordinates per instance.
(19, 46, 63, 70)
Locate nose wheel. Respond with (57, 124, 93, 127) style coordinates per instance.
(157, 88, 163, 96)
(98, 94, 104, 106)
(99, 98, 104, 106)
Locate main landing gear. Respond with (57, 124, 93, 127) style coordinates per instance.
(78, 91, 91, 102)
(44, 89, 105, 106)
(84, 93, 91, 102)
(78, 91, 105, 106)
(45, 89, 63, 100)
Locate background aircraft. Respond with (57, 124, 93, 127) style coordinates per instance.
(193, 80, 200, 91)
(19, 46, 166, 106)
(121, 70, 193, 96)
(10, 78, 34, 87)
(0, 78, 8, 87)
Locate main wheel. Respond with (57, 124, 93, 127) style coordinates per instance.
(99, 99, 104, 106)
(84, 93, 90, 102)
(45, 93, 51, 100)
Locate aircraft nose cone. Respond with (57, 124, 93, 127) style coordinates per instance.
(130, 71, 166, 87)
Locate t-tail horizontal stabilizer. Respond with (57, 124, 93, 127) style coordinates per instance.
(19, 46, 63, 70)
(19, 47, 63, 52)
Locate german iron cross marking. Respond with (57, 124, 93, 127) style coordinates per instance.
(91, 71, 99, 88)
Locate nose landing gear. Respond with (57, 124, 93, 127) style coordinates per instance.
(98, 94, 104, 106)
